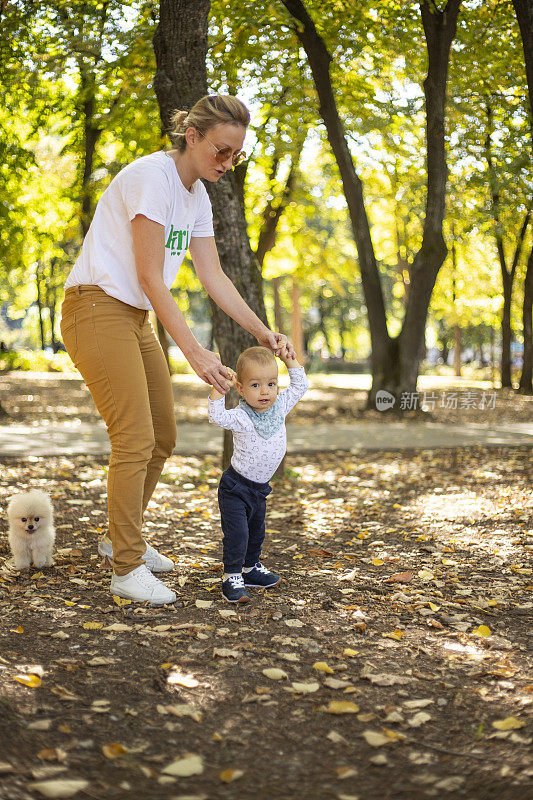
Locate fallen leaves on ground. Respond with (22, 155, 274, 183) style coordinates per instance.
(0, 446, 531, 800)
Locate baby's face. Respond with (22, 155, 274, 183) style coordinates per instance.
(236, 362, 279, 412)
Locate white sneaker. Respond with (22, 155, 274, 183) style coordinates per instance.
(110, 564, 176, 605)
(98, 536, 174, 572)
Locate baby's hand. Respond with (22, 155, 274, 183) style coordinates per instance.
(278, 344, 300, 368)
(210, 367, 236, 400)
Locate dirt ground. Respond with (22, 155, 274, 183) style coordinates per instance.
(1, 371, 532, 427)
(0, 445, 532, 800)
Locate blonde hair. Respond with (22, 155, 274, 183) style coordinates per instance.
(236, 347, 277, 383)
(169, 94, 250, 152)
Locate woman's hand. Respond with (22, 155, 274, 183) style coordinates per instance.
(256, 330, 296, 359)
(187, 346, 233, 394)
(277, 343, 301, 368)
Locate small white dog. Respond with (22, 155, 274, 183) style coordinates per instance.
(7, 490, 55, 569)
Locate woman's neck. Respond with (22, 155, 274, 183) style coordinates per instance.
(168, 149, 197, 192)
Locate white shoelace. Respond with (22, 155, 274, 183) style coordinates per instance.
(131, 565, 162, 588)
(227, 574, 245, 588)
(254, 563, 269, 574)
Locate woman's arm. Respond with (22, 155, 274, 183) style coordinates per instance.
(131, 215, 231, 394)
(189, 236, 295, 358)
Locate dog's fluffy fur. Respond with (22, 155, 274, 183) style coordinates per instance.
(7, 490, 55, 569)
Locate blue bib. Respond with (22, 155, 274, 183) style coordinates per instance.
(239, 397, 284, 439)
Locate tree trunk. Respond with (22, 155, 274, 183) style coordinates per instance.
(512, 0, 533, 394)
(255, 151, 300, 267)
(281, 0, 461, 407)
(512, 1, 533, 121)
(272, 276, 284, 333)
(484, 101, 531, 388)
(290, 278, 305, 362)
(519, 245, 533, 393)
(500, 272, 513, 387)
(451, 234, 461, 376)
(153, 0, 268, 467)
(454, 325, 462, 377)
(46, 258, 58, 352)
(79, 82, 102, 236)
(35, 262, 46, 350)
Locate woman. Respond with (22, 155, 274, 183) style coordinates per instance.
(61, 94, 292, 605)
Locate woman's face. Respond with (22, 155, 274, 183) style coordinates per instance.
(189, 123, 246, 182)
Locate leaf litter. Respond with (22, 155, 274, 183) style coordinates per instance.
(0, 446, 531, 799)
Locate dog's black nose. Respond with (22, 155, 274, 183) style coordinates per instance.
(28, 524, 34, 530)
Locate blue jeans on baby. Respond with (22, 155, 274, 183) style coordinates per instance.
(218, 465, 272, 573)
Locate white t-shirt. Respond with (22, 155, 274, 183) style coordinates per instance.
(65, 151, 214, 310)
(207, 368, 309, 483)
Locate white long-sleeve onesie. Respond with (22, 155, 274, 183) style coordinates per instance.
(208, 367, 309, 483)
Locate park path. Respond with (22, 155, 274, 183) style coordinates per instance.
(0, 419, 531, 456)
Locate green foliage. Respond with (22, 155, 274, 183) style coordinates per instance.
(0, 349, 74, 373)
(0, 0, 531, 367)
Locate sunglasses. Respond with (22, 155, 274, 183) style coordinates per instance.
(198, 131, 247, 167)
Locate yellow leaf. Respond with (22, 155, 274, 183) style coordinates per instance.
(167, 670, 199, 688)
(312, 661, 334, 674)
(14, 674, 41, 688)
(220, 769, 244, 783)
(337, 766, 358, 779)
(162, 754, 204, 777)
(63, 600, 77, 607)
(382, 728, 404, 741)
(10, 626, 24, 634)
(381, 630, 404, 641)
(112, 595, 132, 607)
(102, 743, 128, 759)
(343, 648, 359, 657)
(291, 681, 320, 694)
(492, 717, 525, 730)
(262, 668, 288, 680)
(83, 622, 104, 630)
(160, 662, 173, 670)
(362, 730, 390, 747)
(322, 701, 359, 714)
(372, 558, 384, 566)
(29, 779, 89, 797)
(472, 625, 491, 638)
(429, 602, 440, 612)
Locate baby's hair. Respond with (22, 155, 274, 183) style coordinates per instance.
(169, 94, 250, 152)
(236, 347, 277, 383)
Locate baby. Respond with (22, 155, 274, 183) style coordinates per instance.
(208, 344, 308, 603)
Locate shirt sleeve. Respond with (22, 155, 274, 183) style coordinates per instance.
(208, 397, 250, 432)
(277, 367, 309, 416)
(120, 161, 172, 225)
(191, 182, 214, 237)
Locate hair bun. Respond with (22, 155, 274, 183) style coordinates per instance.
(169, 95, 250, 152)
(169, 110, 189, 135)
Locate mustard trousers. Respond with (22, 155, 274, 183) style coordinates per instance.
(60, 286, 177, 575)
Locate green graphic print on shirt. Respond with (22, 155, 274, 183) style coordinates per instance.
(165, 224, 190, 256)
